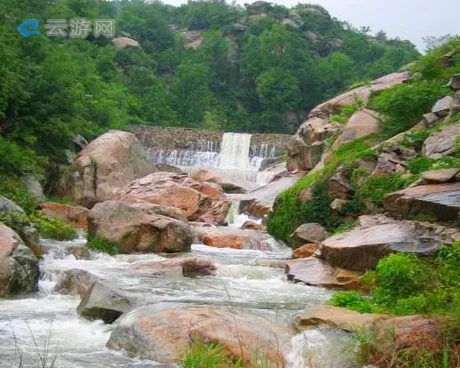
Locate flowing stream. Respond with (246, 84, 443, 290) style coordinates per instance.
(0, 234, 358, 368)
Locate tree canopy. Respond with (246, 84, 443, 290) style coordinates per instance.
(0, 0, 419, 182)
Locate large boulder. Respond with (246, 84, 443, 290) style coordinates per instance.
(192, 168, 259, 194)
(0, 197, 40, 254)
(321, 222, 442, 271)
(40, 202, 89, 229)
(107, 306, 291, 367)
(0, 224, 39, 297)
(384, 182, 460, 221)
(239, 173, 303, 218)
(192, 225, 282, 251)
(422, 123, 460, 158)
(88, 201, 194, 254)
(116, 172, 231, 225)
(67, 130, 156, 207)
(291, 223, 328, 245)
(286, 258, 361, 290)
(287, 71, 409, 171)
(132, 257, 217, 278)
(332, 109, 381, 148)
(77, 281, 132, 323)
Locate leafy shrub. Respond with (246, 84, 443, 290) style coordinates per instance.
(329, 291, 374, 313)
(357, 174, 416, 206)
(29, 211, 77, 241)
(87, 236, 120, 255)
(407, 157, 433, 174)
(331, 244, 460, 317)
(268, 138, 377, 244)
(401, 129, 429, 150)
(372, 254, 431, 304)
(407, 156, 460, 174)
(370, 81, 448, 137)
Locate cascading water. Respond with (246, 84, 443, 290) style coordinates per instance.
(147, 132, 278, 185)
(219, 132, 252, 170)
(0, 236, 359, 368)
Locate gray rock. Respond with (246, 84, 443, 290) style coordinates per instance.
(0, 196, 25, 215)
(431, 96, 454, 117)
(447, 74, 460, 90)
(327, 169, 354, 200)
(422, 123, 460, 158)
(422, 112, 440, 126)
(0, 196, 40, 253)
(21, 175, 44, 202)
(321, 222, 442, 271)
(291, 223, 328, 244)
(54, 269, 99, 297)
(421, 168, 460, 183)
(384, 182, 460, 222)
(0, 224, 39, 297)
(77, 281, 132, 323)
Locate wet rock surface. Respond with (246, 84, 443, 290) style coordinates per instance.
(89, 200, 194, 254)
(107, 306, 292, 366)
(286, 257, 361, 290)
(77, 281, 132, 323)
(192, 225, 281, 251)
(0, 224, 39, 297)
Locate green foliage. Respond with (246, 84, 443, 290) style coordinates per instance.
(401, 129, 429, 150)
(330, 99, 365, 124)
(29, 211, 77, 241)
(268, 138, 378, 244)
(331, 244, 460, 317)
(0, 177, 38, 215)
(372, 254, 431, 304)
(182, 342, 243, 368)
(329, 291, 374, 313)
(370, 81, 448, 137)
(87, 236, 120, 255)
(357, 174, 417, 206)
(407, 156, 460, 175)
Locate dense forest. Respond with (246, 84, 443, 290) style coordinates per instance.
(0, 0, 419, 177)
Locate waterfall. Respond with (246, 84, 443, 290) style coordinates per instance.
(219, 132, 252, 170)
(147, 132, 278, 184)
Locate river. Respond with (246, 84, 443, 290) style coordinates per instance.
(0, 234, 358, 368)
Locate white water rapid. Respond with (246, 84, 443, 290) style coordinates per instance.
(0, 235, 358, 368)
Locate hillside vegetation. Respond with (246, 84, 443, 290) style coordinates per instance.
(0, 0, 419, 201)
(267, 37, 460, 243)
